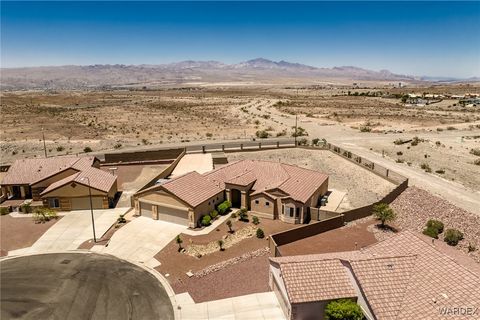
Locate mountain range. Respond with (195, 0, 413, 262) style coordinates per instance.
(0, 58, 425, 89)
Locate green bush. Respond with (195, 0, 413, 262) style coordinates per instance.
(33, 208, 58, 223)
(325, 299, 364, 320)
(217, 200, 232, 215)
(210, 209, 219, 220)
(256, 228, 265, 239)
(422, 226, 439, 239)
(117, 214, 127, 224)
(252, 216, 260, 225)
(373, 203, 396, 228)
(201, 215, 212, 227)
(444, 229, 464, 246)
(239, 210, 249, 222)
(0, 207, 10, 215)
(426, 219, 444, 233)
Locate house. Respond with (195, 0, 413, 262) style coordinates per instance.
(0, 156, 117, 211)
(133, 160, 329, 228)
(269, 231, 480, 320)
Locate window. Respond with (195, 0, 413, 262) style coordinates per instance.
(265, 201, 270, 206)
(296, 207, 300, 218)
(282, 204, 285, 215)
(255, 200, 259, 205)
(289, 207, 294, 217)
(48, 198, 60, 208)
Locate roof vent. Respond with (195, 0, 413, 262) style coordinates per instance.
(386, 263, 394, 270)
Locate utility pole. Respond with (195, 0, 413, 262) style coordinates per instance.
(294, 114, 298, 146)
(42, 127, 47, 158)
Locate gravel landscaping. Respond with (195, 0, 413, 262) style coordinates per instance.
(390, 186, 480, 262)
(0, 215, 62, 256)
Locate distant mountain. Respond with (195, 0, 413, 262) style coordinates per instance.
(1, 58, 418, 90)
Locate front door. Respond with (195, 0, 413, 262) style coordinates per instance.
(231, 189, 241, 208)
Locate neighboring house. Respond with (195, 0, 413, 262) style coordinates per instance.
(134, 160, 329, 228)
(0, 156, 117, 211)
(269, 231, 480, 320)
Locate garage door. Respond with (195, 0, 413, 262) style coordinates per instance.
(139, 201, 153, 218)
(71, 197, 103, 210)
(157, 205, 189, 226)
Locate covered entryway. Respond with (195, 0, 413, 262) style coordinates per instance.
(231, 189, 241, 208)
(71, 197, 103, 210)
(157, 205, 189, 226)
(139, 201, 154, 218)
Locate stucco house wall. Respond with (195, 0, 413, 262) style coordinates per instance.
(250, 193, 276, 219)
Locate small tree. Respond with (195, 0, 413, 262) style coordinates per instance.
(252, 216, 260, 225)
(218, 240, 224, 251)
(256, 228, 265, 239)
(226, 219, 233, 233)
(325, 299, 364, 320)
(176, 235, 183, 252)
(239, 210, 249, 222)
(373, 203, 396, 228)
(444, 229, 464, 246)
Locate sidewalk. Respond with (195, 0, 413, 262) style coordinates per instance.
(176, 291, 286, 320)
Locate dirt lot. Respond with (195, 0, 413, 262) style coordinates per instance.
(278, 218, 378, 256)
(0, 215, 61, 256)
(228, 148, 395, 210)
(154, 215, 295, 302)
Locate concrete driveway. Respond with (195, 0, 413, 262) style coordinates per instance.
(99, 216, 186, 264)
(10, 208, 128, 255)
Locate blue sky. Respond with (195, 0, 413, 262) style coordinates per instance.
(1, 1, 479, 77)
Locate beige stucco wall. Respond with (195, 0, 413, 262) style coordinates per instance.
(141, 190, 190, 208)
(250, 193, 275, 218)
(193, 191, 225, 226)
(42, 183, 109, 198)
(31, 169, 79, 189)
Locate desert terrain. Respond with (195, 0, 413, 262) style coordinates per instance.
(1, 84, 479, 210)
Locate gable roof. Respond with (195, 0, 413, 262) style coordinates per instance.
(270, 232, 480, 319)
(160, 171, 223, 208)
(1, 156, 96, 186)
(280, 259, 357, 304)
(40, 167, 117, 195)
(205, 160, 328, 203)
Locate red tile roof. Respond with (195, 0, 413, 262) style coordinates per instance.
(271, 232, 480, 319)
(1, 156, 96, 185)
(41, 167, 116, 195)
(161, 171, 223, 207)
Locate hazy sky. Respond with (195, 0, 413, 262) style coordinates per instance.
(1, 1, 479, 78)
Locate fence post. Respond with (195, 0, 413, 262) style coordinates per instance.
(240, 143, 243, 150)
(222, 144, 225, 151)
(259, 142, 262, 149)
(202, 146, 205, 153)
(386, 169, 389, 177)
(277, 141, 280, 148)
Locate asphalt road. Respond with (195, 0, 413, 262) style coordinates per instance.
(0, 253, 174, 320)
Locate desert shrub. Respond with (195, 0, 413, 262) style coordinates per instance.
(396, 159, 404, 163)
(210, 209, 219, 220)
(396, 151, 403, 156)
(113, 143, 122, 149)
(420, 163, 431, 173)
(231, 211, 238, 219)
(217, 201, 232, 215)
(176, 235, 183, 251)
(252, 216, 260, 225)
(117, 213, 127, 224)
(20, 202, 32, 213)
(474, 159, 480, 166)
(468, 243, 477, 253)
(56, 146, 65, 152)
(435, 169, 445, 174)
(276, 129, 287, 137)
(201, 215, 212, 226)
(297, 138, 309, 146)
(312, 138, 320, 146)
(436, 127, 444, 131)
(83, 146, 92, 153)
(394, 139, 406, 145)
(325, 299, 364, 320)
(423, 226, 439, 239)
(446, 126, 457, 130)
(218, 239, 224, 251)
(255, 130, 269, 139)
(226, 219, 233, 233)
(373, 203, 395, 228)
(291, 126, 307, 137)
(0, 207, 10, 215)
(411, 136, 421, 146)
(435, 141, 441, 146)
(359, 125, 371, 132)
(206, 132, 213, 138)
(239, 210, 249, 222)
(256, 228, 265, 239)
(426, 219, 444, 233)
(444, 229, 464, 246)
(33, 208, 58, 223)
(470, 148, 480, 156)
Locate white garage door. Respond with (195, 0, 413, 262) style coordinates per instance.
(157, 205, 189, 226)
(71, 197, 103, 210)
(140, 201, 153, 218)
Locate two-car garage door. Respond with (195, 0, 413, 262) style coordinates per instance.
(139, 201, 189, 226)
(71, 197, 103, 210)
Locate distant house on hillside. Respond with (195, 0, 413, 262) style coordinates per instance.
(269, 231, 480, 320)
(133, 160, 329, 228)
(0, 156, 117, 211)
